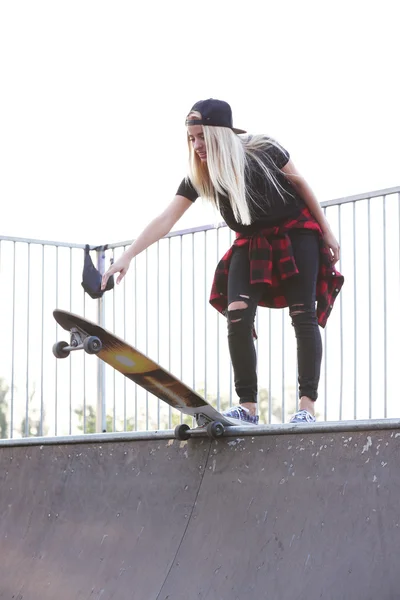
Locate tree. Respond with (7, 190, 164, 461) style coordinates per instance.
(20, 384, 48, 437)
(74, 405, 114, 434)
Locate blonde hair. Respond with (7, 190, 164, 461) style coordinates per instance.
(186, 111, 288, 225)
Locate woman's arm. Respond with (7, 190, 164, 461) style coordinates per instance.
(281, 160, 340, 264)
(101, 195, 193, 289)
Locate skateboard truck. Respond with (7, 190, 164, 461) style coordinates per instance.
(174, 420, 225, 441)
(52, 328, 102, 359)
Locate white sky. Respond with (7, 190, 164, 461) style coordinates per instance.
(1, 0, 399, 246)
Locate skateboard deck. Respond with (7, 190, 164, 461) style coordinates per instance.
(52, 309, 257, 439)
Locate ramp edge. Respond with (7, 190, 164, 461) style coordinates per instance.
(0, 418, 400, 448)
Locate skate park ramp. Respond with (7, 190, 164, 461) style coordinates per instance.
(1, 420, 400, 600)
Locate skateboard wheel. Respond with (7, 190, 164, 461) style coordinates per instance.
(206, 421, 225, 439)
(175, 423, 191, 441)
(83, 336, 102, 354)
(53, 341, 70, 359)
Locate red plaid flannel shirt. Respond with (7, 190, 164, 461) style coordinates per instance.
(209, 207, 344, 330)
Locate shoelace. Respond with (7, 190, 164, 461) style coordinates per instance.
(229, 407, 250, 420)
(295, 410, 311, 421)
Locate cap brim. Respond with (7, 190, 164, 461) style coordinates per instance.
(232, 127, 247, 134)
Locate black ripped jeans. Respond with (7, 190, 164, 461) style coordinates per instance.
(227, 229, 322, 403)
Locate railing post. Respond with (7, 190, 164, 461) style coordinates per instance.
(96, 247, 106, 433)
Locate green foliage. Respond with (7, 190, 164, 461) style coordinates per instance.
(74, 405, 114, 434)
(20, 384, 49, 437)
(0, 378, 9, 439)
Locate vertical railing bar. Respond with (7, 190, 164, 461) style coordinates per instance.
(398, 192, 400, 313)
(338, 205, 343, 420)
(69, 247, 73, 434)
(168, 238, 172, 428)
(281, 310, 285, 423)
(180, 236, 184, 421)
(145, 248, 149, 431)
(324, 321, 328, 419)
(82, 267, 87, 434)
(55, 246, 59, 436)
(398, 191, 400, 418)
(229, 228, 234, 408)
(216, 230, 220, 412)
(204, 231, 207, 403)
(25, 244, 31, 437)
(368, 198, 372, 417)
(112, 248, 116, 432)
(255, 307, 259, 415)
(134, 256, 138, 430)
(21, 244, 31, 437)
(40, 245, 45, 436)
(323, 207, 328, 421)
(0, 241, 1, 432)
(123, 251, 127, 431)
(10, 242, 16, 438)
(268, 309, 272, 424)
(383, 195, 387, 418)
(96, 250, 106, 433)
(192, 234, 196, 393)
(353, 201, 357, 420)
(157, 241, 160, 429)
(398, 192, 400, 417)
(229, 365, 233, 409)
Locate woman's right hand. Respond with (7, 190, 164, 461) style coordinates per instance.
(101, 254, 132, 290)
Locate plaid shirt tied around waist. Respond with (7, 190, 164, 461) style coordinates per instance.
(209, 208, 344, 331)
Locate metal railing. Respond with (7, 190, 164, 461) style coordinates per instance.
(0, 185, 399, 438)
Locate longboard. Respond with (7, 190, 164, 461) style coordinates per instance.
(52, 309, 257, 439)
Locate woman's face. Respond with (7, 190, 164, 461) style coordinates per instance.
(187, 125, 207, 162)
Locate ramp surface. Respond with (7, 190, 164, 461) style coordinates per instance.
(0, 423, 399, 600)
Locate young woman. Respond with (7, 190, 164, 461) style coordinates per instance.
(101, 98, 344, 424)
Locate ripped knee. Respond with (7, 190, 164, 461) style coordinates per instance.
(228, 295, 250, 323)
(289, 303, 317, 325)
(290, 303, 307, 317)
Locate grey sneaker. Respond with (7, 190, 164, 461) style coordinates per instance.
(223, 405, 259, 424)
(289, 409, 316, 423)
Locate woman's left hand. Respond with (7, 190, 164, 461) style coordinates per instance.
(322, 229, 340, 264)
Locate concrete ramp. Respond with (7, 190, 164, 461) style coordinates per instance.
(0, 421, 399, 600)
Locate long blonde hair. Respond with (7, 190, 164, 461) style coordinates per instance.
(186, 111, 288, 225)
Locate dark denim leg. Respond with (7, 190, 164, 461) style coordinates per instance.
(282, 230, 322, 401)
(227, 245, 264, 404)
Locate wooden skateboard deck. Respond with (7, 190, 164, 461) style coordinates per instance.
(52, 309, 257, 439)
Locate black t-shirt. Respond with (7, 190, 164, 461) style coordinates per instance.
(176, 138, 306, 234)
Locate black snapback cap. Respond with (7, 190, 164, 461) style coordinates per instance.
(185, 98, 246, 134)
